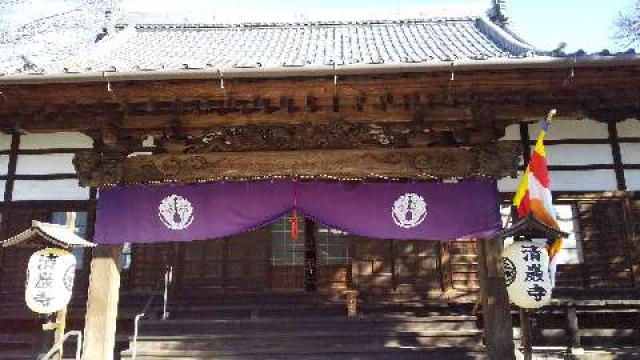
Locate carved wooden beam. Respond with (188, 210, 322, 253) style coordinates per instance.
(3, 85, 640, 132)
(3, 66, 640, 107)
(73, 142, 520, 187)
(171, 122, 481, 153)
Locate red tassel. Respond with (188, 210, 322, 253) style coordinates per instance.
(290, 210, 299, 240)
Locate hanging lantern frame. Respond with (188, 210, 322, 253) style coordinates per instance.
(491, 210, 569, 360)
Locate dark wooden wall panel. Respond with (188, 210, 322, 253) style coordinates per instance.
(627, 198, 640, 287)
(394, 241, 440, 293)
(270, 265, 304, 289)
(352, 239, 393, 294)
(448, 240, 480, 291)
(352, 239, 447, 294)
(578, 200, 634, 288)
(316, 265, 349, 289)
(0, 210, 48, 294)
(226, 230, 269, 290)
(127, 243, 174, 292)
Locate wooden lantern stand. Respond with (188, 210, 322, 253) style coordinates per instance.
(0, 214, 96, 360)
(492, 213, 568, 360)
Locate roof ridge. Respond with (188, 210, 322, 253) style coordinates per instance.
(126, 16, 481, 30)
(474, 16, 536, 56)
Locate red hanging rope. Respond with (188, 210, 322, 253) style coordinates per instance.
(290, 209, 299, 240)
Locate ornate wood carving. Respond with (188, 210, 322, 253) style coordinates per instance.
(73, 142, 520, 187)
(164, 122, 496, 153)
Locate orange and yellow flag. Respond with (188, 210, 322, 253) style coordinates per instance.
(513, 111, 562, 285)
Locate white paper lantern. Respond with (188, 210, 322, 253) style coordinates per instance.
(25, 248, 76, 314)
(502, 241, 552, 308)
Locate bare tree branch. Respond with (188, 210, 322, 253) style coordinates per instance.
(616, 0, 640, 47)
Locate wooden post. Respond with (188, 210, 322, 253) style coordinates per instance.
(519, 308, 532, 360)
(51, 307, 68, 360)
(304, 219, 317, 292)
(83, 245, 123, 360)
(345, 290, 358, 318)
(566, 302, 584, 355)
(47, 212, 76, 360)
(477, 237, 515, 360)
(439, 241, 453, 292)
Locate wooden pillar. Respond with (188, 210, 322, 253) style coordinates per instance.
(304, 219, 317, 292)
(51, 307, 68, 360)
(439, 241, 453, 292)
(0, 131, 19, 289)
(566, 303, 581, 351)
(477, 237, 515, 360)
(83, 245, 123, 360)
(519, 309, 533, 360)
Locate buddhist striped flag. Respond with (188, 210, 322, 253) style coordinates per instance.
(513, 114, 562, 286)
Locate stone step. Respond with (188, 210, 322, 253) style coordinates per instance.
(137, 316, 480, 335)
(0, 351, 78, 360)
(0, 336, 34, 352)
(163, 303, 474, 320)
(0, 350, 38, 360)
(121, 347, 488, 360)
(129, 331, 484, 353)
(166, 307, 347, 320)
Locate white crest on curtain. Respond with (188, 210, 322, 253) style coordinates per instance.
(392, 193, 427, 229)
(158, 194, 194, 230)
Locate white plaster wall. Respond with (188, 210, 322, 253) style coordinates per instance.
(545, 144, 613, 166)
(0, 133, 11, 150)
(625, 170, 640, 191)
(497, 172, 523, 193)
(529, 119, 608, 140)
(12, 179, 89, 200)
(617, 118, 640, 137)
(620, 143, 640, 164)
(550, 170, 617, 191)
(19, 132, 92, 149)
(498, 169, 618, 193)
(0, 155, 8, 175)
(501, 124, 521, 141)
(15, 153, 76, 175)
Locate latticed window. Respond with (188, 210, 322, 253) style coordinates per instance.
(316, 226, 350, 265)
(270, 214, 305, 265)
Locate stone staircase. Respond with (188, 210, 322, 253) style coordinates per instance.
(120, 291, 487, 359)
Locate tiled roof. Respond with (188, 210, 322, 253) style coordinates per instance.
(2, 15, 541, 75)
(3, 6, 637, 81)
(84, 17, 537, 72)
(0, 0, 118, 75)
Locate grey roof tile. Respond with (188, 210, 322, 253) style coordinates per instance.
(0, 14, 553, 76)
(49, 17, 539, 74)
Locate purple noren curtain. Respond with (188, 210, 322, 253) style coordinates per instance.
(94, 179, 500, 244)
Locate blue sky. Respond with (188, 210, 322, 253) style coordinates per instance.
(123, 0, 635, 52)
(506, 0, 634, 52)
